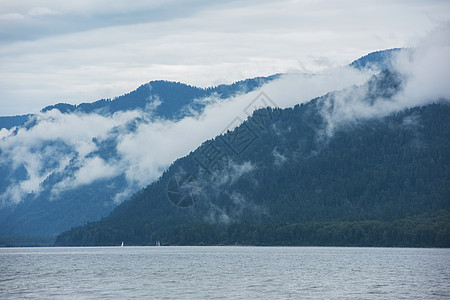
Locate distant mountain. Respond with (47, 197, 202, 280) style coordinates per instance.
(0, 47, 397, 129)
(350, 48, 403, 70)
(0, 75, 281, 129)
(0, 49, 406, 240)
(0, 75, 281, 238)
(41, 76, 282, 117)
(0, 114, 31, 130)
(55, 69, 450, 247)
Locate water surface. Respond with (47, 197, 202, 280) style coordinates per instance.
(1, 246, 449, 299)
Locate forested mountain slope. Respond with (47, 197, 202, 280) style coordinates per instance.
(0, 76, 279, 238)
(56, 70, 450, 247)
(0, 49, 414, 240)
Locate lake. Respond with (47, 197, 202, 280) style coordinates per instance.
(1, 246, 449, 299)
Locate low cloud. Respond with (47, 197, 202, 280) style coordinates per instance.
(51, 156, 119, 198)
(0, 109, 139, 206)
(319, 24, 450, 137)
(272, 148, 287, 167)
(175, 161, 265, 224)
(0, 63, 407, 207)
(1, 24, 449, 208)
(394, 26, 450, 106)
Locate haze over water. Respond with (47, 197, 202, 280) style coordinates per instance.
(1, 246, 449, 299)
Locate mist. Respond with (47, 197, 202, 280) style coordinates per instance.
(319, 25, 450, 137)
(0, 66, 370, 206)
(1, 25, 448, 207)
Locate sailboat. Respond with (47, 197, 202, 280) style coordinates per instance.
(121, 241, 124, 247)
(156, 241, 161, 246)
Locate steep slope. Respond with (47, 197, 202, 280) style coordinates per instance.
(0, 49, 404, 239)
(0, 76, 280, 238)
(55, 70, 450, 246)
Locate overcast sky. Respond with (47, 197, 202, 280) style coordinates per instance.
(1, 0, 449, 116)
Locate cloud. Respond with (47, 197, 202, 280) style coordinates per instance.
(0, 109, 140, 205)
(51, 156, 119, 197)
(114, 66, 373, 189)
(170, 160, 264, 224)
(394, 25, 450, 106)
(0, 24, 449, 208)
(27, 7, 59, 17)
(318, 24, 450, 137)
(0, 128, 11, 139)
(272, 148, 287, 167)
(0, 13, 25, 21)
(1, 0, 449, 115)
(0, 64, 372, 207)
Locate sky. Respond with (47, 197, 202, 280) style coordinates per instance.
(1, 0, 449, 116)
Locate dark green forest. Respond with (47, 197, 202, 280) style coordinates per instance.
(56, 71, 450, 247)
(57, 210, 449, 247)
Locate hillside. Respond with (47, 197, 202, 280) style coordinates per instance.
(0, 50, 394, 239)
(0, 76, 279, 237)
(56, 70, 450, 247)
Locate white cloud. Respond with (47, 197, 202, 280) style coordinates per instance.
(272, 148, 287, 167)
(0, 64, 372, 206)
(109, 66, 372, 188)
(52, 156, 119, 195)
(0, 23, 449, 208)
(1, 0, 449, 115)
(0, 109, 140, 205)
(27, 7, 59, 17)
(319, 24, 450, 136)
(394, 25, 450, 106)
(0, 128, 12, 139)
(0, 13, 25, 21)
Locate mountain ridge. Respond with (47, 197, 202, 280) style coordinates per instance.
(0, 48, 421, 240)
(55, 68, 450, 246)
(0, 47, 399, 127)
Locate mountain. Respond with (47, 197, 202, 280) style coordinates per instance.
(40, 75, 282, 118)
(350, 48, 403, 70)
(0, 75, 281, 129)
(0, 76, 282, 238)
(0, 114, 31, 131)
(55, 69, 450, 247)
(0, 47, 396, 129)
(0, 49, 408, 240)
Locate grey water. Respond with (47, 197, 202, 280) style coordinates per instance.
(1, 246, 449, 299)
